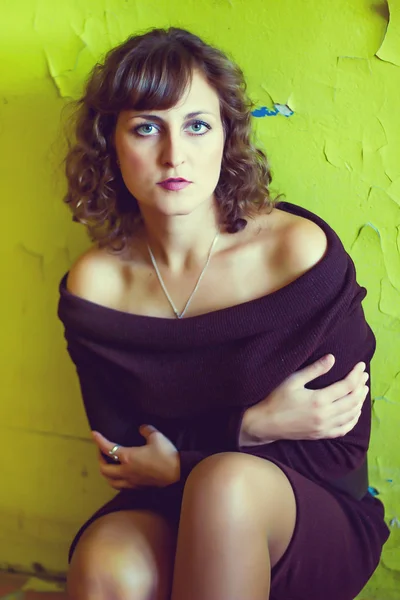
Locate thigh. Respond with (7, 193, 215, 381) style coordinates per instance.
(68, 510, 177, 600)
(180, 452, 297, 567)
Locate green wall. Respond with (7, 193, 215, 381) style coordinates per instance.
(1, 0, 399, 596)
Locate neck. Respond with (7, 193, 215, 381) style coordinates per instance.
(139, 204, 221, 273)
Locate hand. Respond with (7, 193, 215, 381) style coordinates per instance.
(240, 355, 369, 446)
(92, 425, 180, 489)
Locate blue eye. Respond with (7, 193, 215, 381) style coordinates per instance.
(134, 123, 159, 136)
(187, 120, 211, 135)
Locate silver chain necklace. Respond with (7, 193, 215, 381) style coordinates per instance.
(147, 232, 219, 319)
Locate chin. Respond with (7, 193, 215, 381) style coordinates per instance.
(159, 197, 212, 216)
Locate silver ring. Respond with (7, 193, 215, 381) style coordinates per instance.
(108, 445, 120, 462)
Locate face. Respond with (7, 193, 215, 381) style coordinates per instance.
(113, 70, 225, 218)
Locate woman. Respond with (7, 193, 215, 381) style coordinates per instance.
(58, 27, 389, 600)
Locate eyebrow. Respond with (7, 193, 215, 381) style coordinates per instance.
(126, 111, 214, 122)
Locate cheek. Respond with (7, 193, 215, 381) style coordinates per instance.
(202, 136, 224, 169)
(115, 131, 148, 171)
(120, 147, 152, 191)
(209, 142, 224, 178)
(122, 147, 147, 170)
(118, 149, 151, 197)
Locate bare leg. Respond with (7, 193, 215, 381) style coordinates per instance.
(171, 453, 296, 600)
(67, 510, 177, 600)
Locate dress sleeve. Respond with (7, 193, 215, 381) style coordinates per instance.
(73, 358, 146, 450)
(69, 346, 246, 478)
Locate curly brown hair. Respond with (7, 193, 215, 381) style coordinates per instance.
(64, 27, 277, 249)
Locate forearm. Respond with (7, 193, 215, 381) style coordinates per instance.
(240, 397, 370, 486)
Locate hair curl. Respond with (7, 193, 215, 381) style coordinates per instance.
(64, 27, 277, 249)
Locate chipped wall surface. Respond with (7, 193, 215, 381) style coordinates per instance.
(1, 0, 399, 596)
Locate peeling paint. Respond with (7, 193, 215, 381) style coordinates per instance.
(376, 0, 400, 66)
(389, 517, 400, 528)
(252, 104, 294, 118)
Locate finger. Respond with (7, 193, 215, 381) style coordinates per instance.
(103, 477, 130, 490)
(102, 471, 122, 482)
(98, 449, 117, 463)
(321, 363, 367, 402)
(328, 386, 368, 433)
(99, 462, 124, 478)
(329, 384, 368, 420)
(92, 431, 124, 460)
(311, 383, 367, 440)
(294, 354, 336, 386)
(98, 451, 108, 465)
(326, 409, 363, 439)
(139, 424, 159, 442)
(92, 430, 116, 451)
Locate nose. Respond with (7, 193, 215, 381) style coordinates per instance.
(160, 130, 185, 168)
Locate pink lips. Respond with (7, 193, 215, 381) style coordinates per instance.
(157, 179, 191, 191)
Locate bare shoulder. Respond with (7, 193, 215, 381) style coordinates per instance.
(245, 206, 328, 283)
(273, 206, 328, 274)
(66, 245, 124, 306)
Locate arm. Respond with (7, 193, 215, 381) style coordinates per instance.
(238, 209, 375, 489)
(174, 354, 368, 479)
(72, 342, 370, 486)
(239, 355, 368, 446)
(69, 346, 243, 482)
(242, 300, 375, 488)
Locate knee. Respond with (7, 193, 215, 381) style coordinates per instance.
(183, 453, 292, 509)
(67, 518, 166, 600)
(68, 547, 155, 600)
(183, 453, 264, 507)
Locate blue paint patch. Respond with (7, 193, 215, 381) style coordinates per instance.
(252, 104, 294, 118)
(386, 479, 393, 483)
(368, 486, 379, 496)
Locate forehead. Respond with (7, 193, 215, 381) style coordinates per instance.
(177, 71, 220, 111)
(126, 70, 221, 119)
